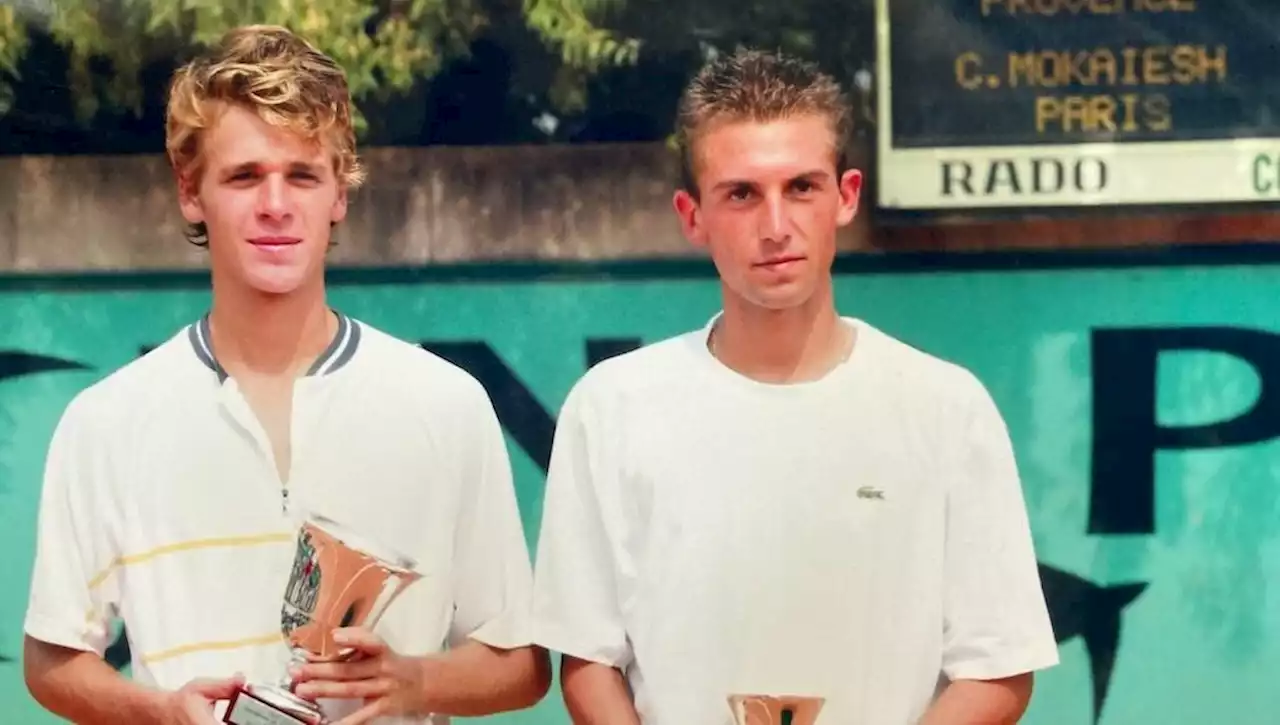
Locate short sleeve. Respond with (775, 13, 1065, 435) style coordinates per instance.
(530, 383, 631, 668)
(24, 396, 121, 656)
(447, 383, 536, 650)
(941, 380, 1060, 681)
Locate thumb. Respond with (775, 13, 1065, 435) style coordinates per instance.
(188, 672, 247, 700)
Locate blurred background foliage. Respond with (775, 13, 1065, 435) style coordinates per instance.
(0, 0, 875, 153)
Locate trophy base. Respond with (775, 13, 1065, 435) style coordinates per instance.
(223, 683, 325, 725)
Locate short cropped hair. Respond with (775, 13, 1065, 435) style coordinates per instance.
(674, 48, 853, 197)
(165, 25, 364, 245)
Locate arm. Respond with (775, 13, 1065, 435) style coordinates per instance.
(294, 632, 550, 719)
(24, 398, 246, 724)
(918, 674, 1035, 725)
(21, 399, 163, 722)
(530, 381, 640, 722)
(413, 638, 549, 715)
(294, 382, 550, 720)
(25, 638, 242, 725)
(924, 378, 1059, 724)
(561, 655, 642, 725)
(434, 382, 552, 711)
(24, 638, 169, 725)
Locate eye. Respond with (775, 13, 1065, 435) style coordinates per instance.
(727, 185, 753, 202)
(791, 178, 816, 194)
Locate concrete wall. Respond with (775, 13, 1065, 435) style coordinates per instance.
(4, 142, 1280, 273)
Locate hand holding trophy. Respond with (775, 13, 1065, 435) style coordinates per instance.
(223, 513, 422, 725)
(728, 694, 825, 725)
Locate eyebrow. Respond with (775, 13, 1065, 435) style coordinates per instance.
(220, 160, 325, 176)
(710, 170, 830, 192)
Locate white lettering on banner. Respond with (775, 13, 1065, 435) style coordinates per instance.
(940, 157, 1109, 198)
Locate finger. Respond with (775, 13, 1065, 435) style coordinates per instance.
(293, 677, 394, 702)
(179, 692, 221, 723)
(330, 698, 387, 725)
(332, 627, 387, 657)
(292, 657, 384, 683)
(186, 673, 246, 700)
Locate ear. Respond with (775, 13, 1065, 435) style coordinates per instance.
(331, 184, 349, 224)
(177, 171, 204, 227)
(672, 188, 706, 248)
(835, 168, 863, 227)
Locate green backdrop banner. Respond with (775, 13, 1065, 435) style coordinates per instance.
(2, 263, 1278, 724)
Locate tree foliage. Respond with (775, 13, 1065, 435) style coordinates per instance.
(0, 0, 639, 131)
(531, 0, 877, 146)
(603, 0, 877, 134)
(0, 4, 30, 113)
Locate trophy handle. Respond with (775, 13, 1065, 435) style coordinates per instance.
(367, 571, 416, 626)
(318, 559, 422, 660)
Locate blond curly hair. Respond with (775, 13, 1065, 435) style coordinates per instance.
(165, 25, 364, 244)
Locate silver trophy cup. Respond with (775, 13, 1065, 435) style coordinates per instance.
(223, 513, 422, 725)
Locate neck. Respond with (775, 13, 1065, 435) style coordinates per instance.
(208, 276, 334, 379)
(711, 283, 850, 384)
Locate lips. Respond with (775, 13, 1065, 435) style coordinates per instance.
(755, 255, 805, 268)
(249, 236, 302, 247)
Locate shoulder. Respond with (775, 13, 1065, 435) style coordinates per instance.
(58, 328, 198, 424)
(47, 327, 200, 452)
(853, 319, 996, 420)
(559, 327, 706, 415)
(347, 320, 496, 412)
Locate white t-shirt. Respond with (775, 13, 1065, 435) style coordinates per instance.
(24, 312, 535, 724)
(531, 315, 1059, 725)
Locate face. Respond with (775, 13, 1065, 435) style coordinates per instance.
(178, 103, 348, 297)
(672, 114, 862, 313)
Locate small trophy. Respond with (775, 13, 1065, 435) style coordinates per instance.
(223, 513, 422, 725)
(728, 694, 825, 725)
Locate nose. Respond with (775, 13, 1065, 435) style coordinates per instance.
(757, 193, 790, 244)
(256, 174, 291, 221)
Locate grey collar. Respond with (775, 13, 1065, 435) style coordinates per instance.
(188, 311, 361, 383)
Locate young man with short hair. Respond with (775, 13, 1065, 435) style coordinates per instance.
(23, 25, 549, 725)
(530, 49, 1058, 724)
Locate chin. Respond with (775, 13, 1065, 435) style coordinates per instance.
(742, 283, 817, 311)
(241, 268, 315, 296)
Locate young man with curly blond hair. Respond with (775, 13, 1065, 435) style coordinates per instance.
(530, 49, 1058, 724)
(23, 25, 549, 725)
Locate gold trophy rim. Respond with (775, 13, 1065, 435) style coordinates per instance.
(303, 512, 419, 573)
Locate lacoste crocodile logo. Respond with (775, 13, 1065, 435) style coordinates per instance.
(856, 485, 884, 500)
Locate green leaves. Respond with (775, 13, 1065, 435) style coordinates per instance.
(524, 0, 638, 70)
(0, 6, 27, 115)
(0, 0, 641, 134)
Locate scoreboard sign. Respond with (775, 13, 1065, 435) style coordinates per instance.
(874, 0, 1280, 210)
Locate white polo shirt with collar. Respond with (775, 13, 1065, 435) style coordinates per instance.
(24, 311, 535, 724)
